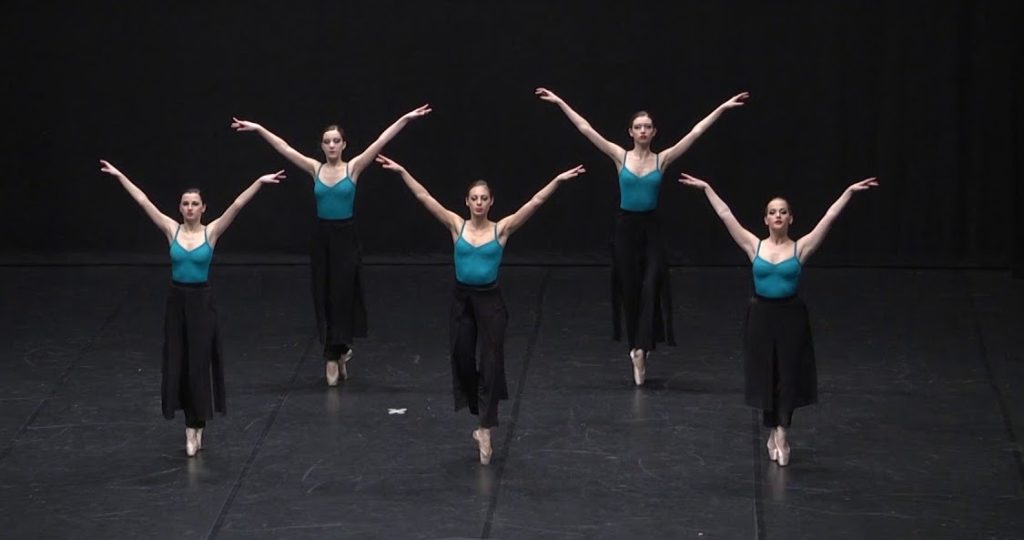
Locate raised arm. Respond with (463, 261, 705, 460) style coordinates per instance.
(679, 173, 760, 261)
(376, 155, 461, 236)
(497, 165, 586, 240)
(536, 88, 625, 165)
(796, 177, 878, 263)
(659, 92, 749, 171)
(206, 171, 286, 246)
(231, 118, 319, 176)
(99, 160, 177, 241)
(348, 105, 431, 181)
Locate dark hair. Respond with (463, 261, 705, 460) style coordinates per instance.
(181, 188, 204, 203)
(467, 180, 492, 197)
(764, 197, 791, 216)
(628, 111, 655, 129)
(321, 124, 346, 142)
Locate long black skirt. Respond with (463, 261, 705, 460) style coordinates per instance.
(611, 210, 675, 351)
(311, 218, 368, 357)
(743, 295, 818, 415)
(162, 282, 226, 422)
(450, 281, 509, 428)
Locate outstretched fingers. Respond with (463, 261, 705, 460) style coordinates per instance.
(258, 170, 287, 183)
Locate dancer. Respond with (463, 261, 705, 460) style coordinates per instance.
(231, 105, 430, 385)
(536, 87, 748, 385)
(99, 159, 284, 457)
(376, 154, 585, 464)
(679, 172, 878, 466)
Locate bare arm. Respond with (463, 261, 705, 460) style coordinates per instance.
(99, 160, 177, 241)
(231, 118, 319, 176)
(205, 171, 285, 246)
(498, 165, 586, 240)
(678, 173, 759, 261)
(659, 92, 749, 171)
(796, 177, 878, 262)
(376, 155, 461, 236)
(348, 105, 431, 181)
(536, 88, 625, 165)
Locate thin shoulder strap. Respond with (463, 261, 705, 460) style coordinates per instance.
(755, 240, 762, 258)
(345, 160, 350, 178)
(459, 219, 467, 237)
(203, 226, 209, 243)
(655, 152, 660, 170)
(315, 162, 324, 179)
(173, 224, 180, 242)
(493, 223, 499, 241)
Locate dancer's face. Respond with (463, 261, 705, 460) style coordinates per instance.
(764, 198, 792, 232)
(179, 192, 206, 223)
(321, 129, 346, 160)
(465, 186, 493, 217)
(628, 115, 656, 144)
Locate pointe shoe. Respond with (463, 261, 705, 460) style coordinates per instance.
(185, 428, 198, 457)
(196, 428, 204, 451)
(339, 349, 353, 380)
(766, 429, 779, 461)
(774, 429, 790, 467)
(630, 349, 646, 386)
(472, 429, 493, 465)
(325, 360, 340, 386)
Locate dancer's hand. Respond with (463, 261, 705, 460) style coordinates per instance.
(402, 104, 432, 121)
(554, 164, 586, 182)
(678, 172, 710, 190)
(257, 170, 286, 184)
(375, 154, 406, 173)
(846, 177, 878, 193)
(230, 117, 262, 132)
(535, 87, 563, 104)
(720, 92, 750, 110)
(99, 159, 125, 178)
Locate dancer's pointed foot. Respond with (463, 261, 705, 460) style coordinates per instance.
(472, 428, 493, 465)
(766, 428, 779, 461)
(325, 360, 340, 386)
(630, 349, 647, 386)
(185, 428, 198, 457)
(339, 348, 353, 380)
(774, 427, 790, 467)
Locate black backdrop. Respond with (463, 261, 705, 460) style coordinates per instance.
(2, 1, 1020, 267)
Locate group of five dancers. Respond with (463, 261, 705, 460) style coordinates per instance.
(100, 88, 877, 467)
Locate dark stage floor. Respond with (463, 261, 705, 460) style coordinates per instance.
(1, 265, 1022, 539)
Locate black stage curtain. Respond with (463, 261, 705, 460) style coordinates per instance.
(1, 1, 1019, 267)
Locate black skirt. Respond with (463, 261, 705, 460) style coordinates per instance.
(611, 210, 675, 350)
(311, 218, 368, 355)
(162, 282, 226, 421)
(450, 281, 509, 428)
(743, 294, 818, 412)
